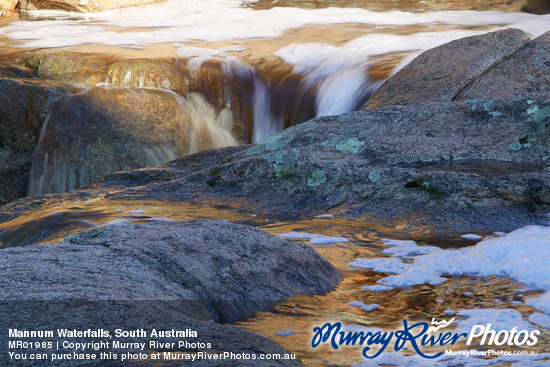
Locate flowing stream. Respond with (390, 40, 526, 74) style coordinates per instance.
(2, 0, 550, 193)
(0, 199, 547, 366)
(1, 0, 550, 365)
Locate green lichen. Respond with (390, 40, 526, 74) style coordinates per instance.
(527, 100, 535, 105)
(275, 164, 300, 178)
(482, 99, 495, 112)
(245, 133, 295, 156)
(336, 138, 364, 154)
(542, 156, 549, 162)
(322, 137, 366, 154)
(489, 111, 503, 117)
(528, 106, 550, 133)
(265, 150, 302, 179)
(336, 114, 353, 123)
(527, 105, 539, 115)
(307, 170, 327, 187)
(368, 169, 382, 183)
(404, 179, 445, 197)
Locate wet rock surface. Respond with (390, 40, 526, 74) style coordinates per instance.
(148, 98, 548, 232)
(22, 51, 115, 85)
(28, 86, 193, 195)
(3, 98, 548, 233)
(1, 29, 550, 233)
(0, 77, 75, 205)
(0, 219, 325, 365)
(106, 58, 186, 93)
(0, 151, 30, 206)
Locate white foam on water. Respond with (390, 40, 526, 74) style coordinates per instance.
(3, 2, 548, 145)
(360, 303, 380, 312)
(526, 292, 550, 314)
(279, 231, 349, 245)
(529, 313, 550, 329)
(348, 226, 550, 316)
(453, 309, 535, 335)
(274, 329, 296, 337)
(362, 284, 394, 292)
(349, 257, 411, 274)
(461, 233, 484, 240)
(380, 238, 441, 258)
(274, 29, 529, 117)
(0, 0, 547, 52)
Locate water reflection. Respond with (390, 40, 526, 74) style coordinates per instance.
(0, 199, 545, 365)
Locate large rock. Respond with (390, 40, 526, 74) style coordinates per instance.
(0, 220, 333, 365)
(0, 77, 75, 206)
(22, 50, 114, 85)
(18, 0, 163, 12)
(28, 86, 194, 195)
(92, 98, 549, 232)
(5, 98, 548, 232)
(106, 58, 187, 93)
(0, 78, 75, 152)
(0, 220, 340, 319)
(366, 28, 533, 108)
(0, 151, 31, 206)
(459, 31, 550, 100)
(3, 99, 549, 232)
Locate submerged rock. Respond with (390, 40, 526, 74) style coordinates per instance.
(22, 50, 115, 85)
(106, 58, 186, 93)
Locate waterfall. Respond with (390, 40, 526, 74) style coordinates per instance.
(27, 87, 240, 196)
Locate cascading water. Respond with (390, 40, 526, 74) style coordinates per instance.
(27, 87, 240, 195)
(176, 92, 238, 154)
(1, 0, 548, 197)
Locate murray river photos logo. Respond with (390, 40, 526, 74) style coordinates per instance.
(311, 318, 540, 359)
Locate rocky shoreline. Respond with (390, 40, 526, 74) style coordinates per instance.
(0, 25, 549, 365)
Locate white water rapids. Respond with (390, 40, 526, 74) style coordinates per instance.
(2, 0, 550, 143)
